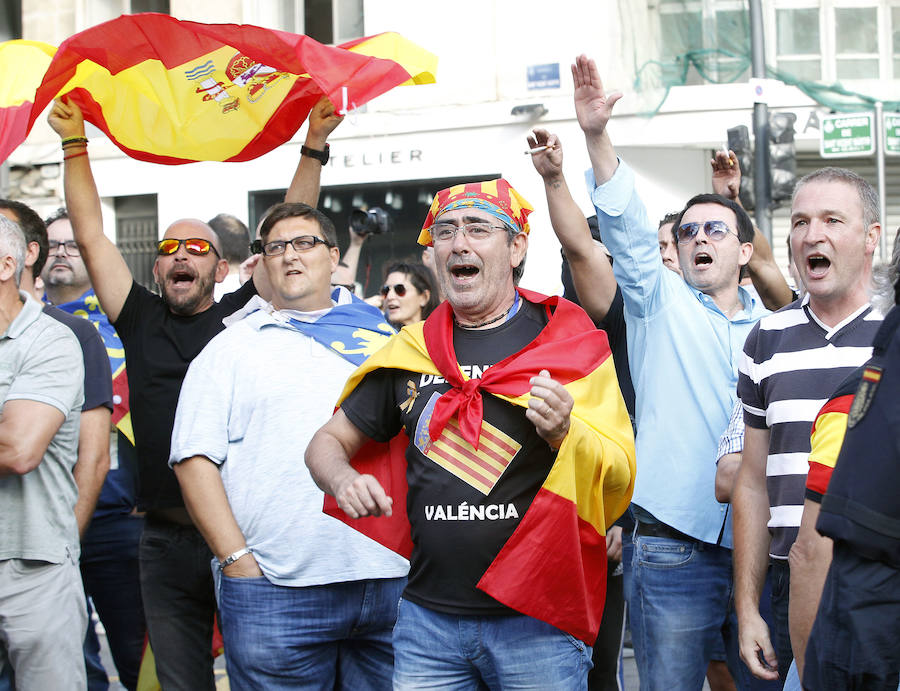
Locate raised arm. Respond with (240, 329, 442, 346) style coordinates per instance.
(48, 98, 133, 323)
(284, 97, 344, 206)
(711, 150, 794, 310)
(332, 227, 367, 287)
(305, 409, 392, 519)
(573, 54, 621, 186)
(529, 128, 617, 321)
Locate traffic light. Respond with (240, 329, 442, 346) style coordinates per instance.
(727, 125, 755, 210)
(769, 112, 797, 204)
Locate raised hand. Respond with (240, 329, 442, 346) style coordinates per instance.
(48, 97, 86, 141)
(711, 149, 741, 202)
(527, 128, 563, 180)
(572, 54, 622, 138)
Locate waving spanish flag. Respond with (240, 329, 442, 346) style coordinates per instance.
(0, 40, 56, 163)
(11, 14, 435, 164)
(324, 289, 635, 644)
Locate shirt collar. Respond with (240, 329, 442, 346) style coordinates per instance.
(2, 291, 42, 340)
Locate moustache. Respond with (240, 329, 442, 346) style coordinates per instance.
(50, 259, 72, 269)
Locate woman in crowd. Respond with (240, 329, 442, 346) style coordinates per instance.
(379, 260, 439, 329)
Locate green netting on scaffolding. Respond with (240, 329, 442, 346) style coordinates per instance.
(621, 0, 900, 117)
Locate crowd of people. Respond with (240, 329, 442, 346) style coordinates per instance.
(0, 52, 898, 691)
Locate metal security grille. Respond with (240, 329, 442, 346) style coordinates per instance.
(115, 195, 158, 292)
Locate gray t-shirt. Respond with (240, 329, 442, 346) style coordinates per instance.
(0, 293, 84, 562)
(169, 298, 408, 587)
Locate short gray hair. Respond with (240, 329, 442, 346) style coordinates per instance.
(0, 215, 26, 286)
(792, 167, 880, 228)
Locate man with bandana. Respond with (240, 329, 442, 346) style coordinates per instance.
(306, 179, 635, 689)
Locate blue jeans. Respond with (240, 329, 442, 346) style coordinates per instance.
(392, 599, 592, 690)
(627, 531, 748, 691)
(219, 575, 405, 691)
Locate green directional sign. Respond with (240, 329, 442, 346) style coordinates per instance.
(821, 113, 874, 157)
(885, 113, 900, 156)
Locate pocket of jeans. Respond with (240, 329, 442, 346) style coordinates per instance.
(561, 630, 588, 654)
(636, 536, 695, 569)
(139, 532, 174, 561)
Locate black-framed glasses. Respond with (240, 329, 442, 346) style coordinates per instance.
(676, 220, 733, 244)
(262, 235, 332, 256)
(430, 222, 507, 243)
(157, 238, 220, 257)
(381, 283, 408, 298)
(48, 239, 80, 257)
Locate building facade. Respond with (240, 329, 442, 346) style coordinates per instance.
(5, 0, 900, 295)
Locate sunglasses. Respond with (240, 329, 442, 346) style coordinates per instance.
(381, 283, 408, 298)
(675, 220, 734, 244)
(157, 238, 219, 257)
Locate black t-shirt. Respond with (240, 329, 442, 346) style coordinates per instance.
(113, 279, 257, 511)
(44, 305, 113, 412)
(342, 300, 557, 615)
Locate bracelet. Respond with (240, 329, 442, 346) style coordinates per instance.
(61, 136, 88, 147)
(218, 547, 252, 570)
(63, 151, 88, 161)
(300, 143, 330, 165)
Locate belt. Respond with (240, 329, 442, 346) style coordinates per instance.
(635, 520, 693, 542)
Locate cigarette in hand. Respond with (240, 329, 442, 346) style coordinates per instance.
(525, 145, 551, 155)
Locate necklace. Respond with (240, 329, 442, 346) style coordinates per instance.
(454, 292, 520, 329)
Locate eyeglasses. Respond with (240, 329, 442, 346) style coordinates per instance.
(48, 240, 80, 257)
(430, 222, 508, 244)
(157, 238, 219, 257)
(381, 283, 408, 298)
(676, 220, 734, 244)
(262, 235, 332, 257)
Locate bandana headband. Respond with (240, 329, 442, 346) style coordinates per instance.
(417, 178, 533, 246)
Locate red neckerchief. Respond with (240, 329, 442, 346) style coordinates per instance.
(423, 287, 606, 449)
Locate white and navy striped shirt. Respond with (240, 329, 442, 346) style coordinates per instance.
(737, 295, 881, 558)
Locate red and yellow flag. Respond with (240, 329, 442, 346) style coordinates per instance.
(4, 14, 435, 165)
(324, 289, 635, 644)
(0, 40, 56, 163)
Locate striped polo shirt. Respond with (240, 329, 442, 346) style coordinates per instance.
(737, 295, 881, 558)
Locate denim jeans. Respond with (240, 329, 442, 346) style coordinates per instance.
(392, 598, 592, 690)
(627, 532, 748, 691)
(769, 558, 793, 685)
(82, 513, 145, 691)
(218, 575, 405, 691)
(139, 518, 216, 691)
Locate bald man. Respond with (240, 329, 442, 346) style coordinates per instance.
(48, 96, 342, 690)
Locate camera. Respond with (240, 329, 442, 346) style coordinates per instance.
(349, 207, 392, 236)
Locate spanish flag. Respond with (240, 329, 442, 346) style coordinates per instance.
(325, 289, 635, 644)
(0, 40, 55, 163)
(12, 14, 435, 164)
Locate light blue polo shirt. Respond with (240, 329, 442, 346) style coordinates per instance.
(587, 161, 768, 547)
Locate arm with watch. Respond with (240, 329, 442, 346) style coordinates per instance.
(173, 455, 262, 578)
(284, 96, 343, 206)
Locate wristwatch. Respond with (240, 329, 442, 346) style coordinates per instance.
(301, 143, 330, 165)
(219, 547, 252, 570)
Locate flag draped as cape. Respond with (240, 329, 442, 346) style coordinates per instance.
(325, 289, 635, 644)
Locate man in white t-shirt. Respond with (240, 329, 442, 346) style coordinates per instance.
(169, 202, 407, 690)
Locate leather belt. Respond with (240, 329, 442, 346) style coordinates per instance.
(635, 520, 693, 542)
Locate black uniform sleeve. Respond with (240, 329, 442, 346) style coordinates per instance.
(218, 274, 258, 315)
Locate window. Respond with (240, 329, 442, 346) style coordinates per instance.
(656, 0, 751, 84)
(248, 0, 363, 43)
(834, 6, 879, 79)
(772, 1, 896, 82)
(0, 0, 21, 41)
(776, 7, 822, 80)
(115, 194, 158, 292)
